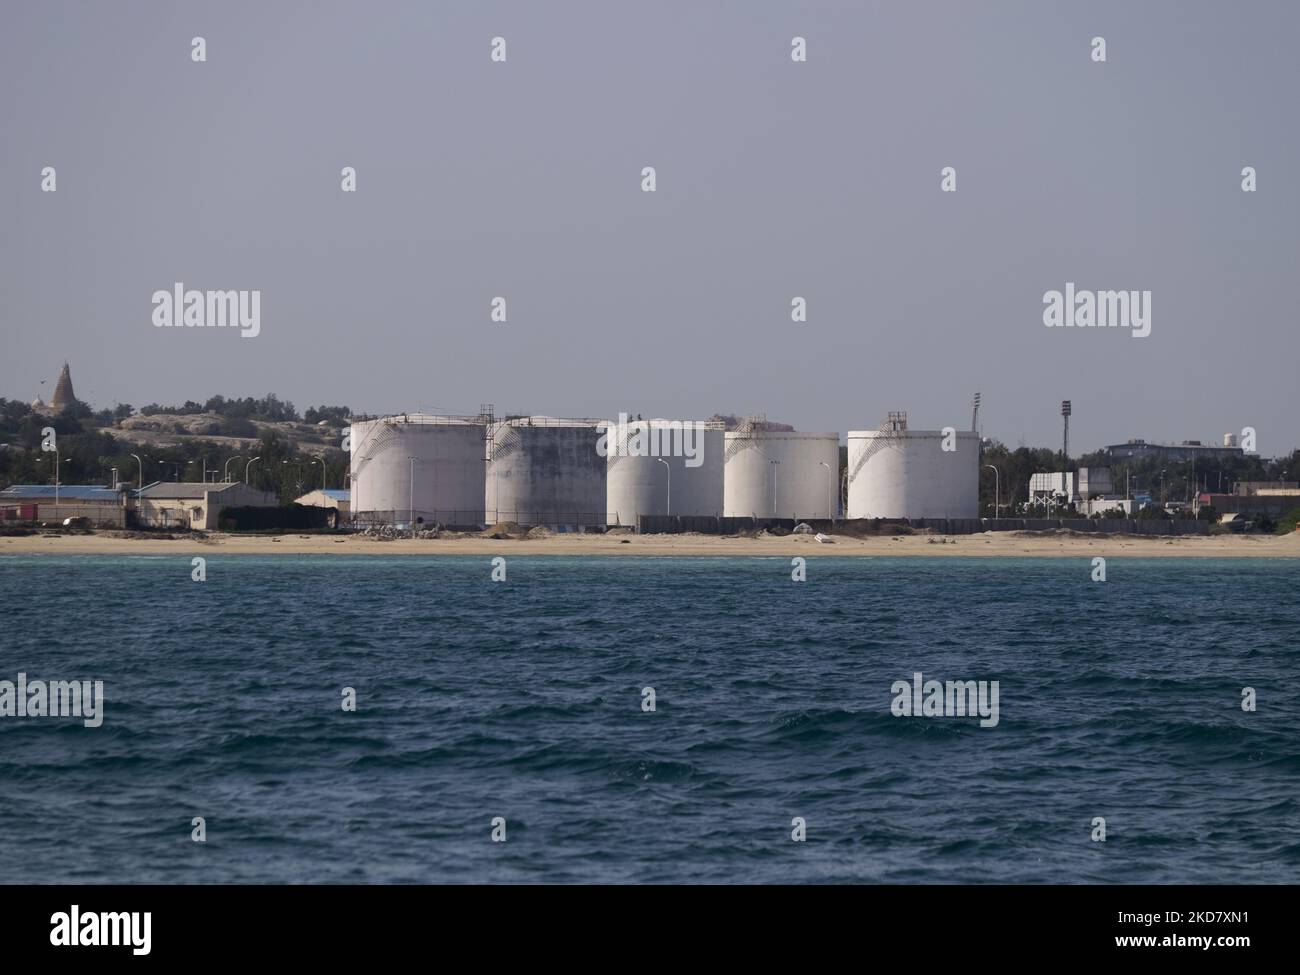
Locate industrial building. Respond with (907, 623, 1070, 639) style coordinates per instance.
(349, 413, 489, 528)
(1196, 482, 1300, 520)
(846, 413, 978, 519)
(1028, 468, 1115, 505)
(0, 484, 130, 527)
(485, 416, 607, 528)
(1106, 438, 1244, 462)
(605, 418, 725, 526)
(722, 423, 839, 519)
(135, 482, 277, 529)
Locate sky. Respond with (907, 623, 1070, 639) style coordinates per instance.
(2, 0, 1297, 454)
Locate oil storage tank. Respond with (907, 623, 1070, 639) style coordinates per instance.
(349, 413, 488, 528)
(723, 426, 839, 519)
(485, 416, 607, 529)
(604, 417, 724, 526)
(846, 412, 978, 519)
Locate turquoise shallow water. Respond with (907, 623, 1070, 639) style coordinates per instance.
(1, 554, 1298, 884)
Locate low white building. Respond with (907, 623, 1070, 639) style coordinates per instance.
(135, 482, 277, 529)
(294, 488, 350, 518)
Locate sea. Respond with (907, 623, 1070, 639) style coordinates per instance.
(1, 554, 1298, 884)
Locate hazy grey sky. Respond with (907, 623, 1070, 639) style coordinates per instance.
(2, 1, 1296, 453)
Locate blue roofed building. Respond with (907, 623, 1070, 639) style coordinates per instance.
(0, 484, 131, 527)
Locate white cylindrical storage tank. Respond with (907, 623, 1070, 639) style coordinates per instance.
(350, 413, 487, 528)
(723, 431, 839, 519)
(604, 418, 724, 526)
(846, 418, 978, 519)
(485, 416, 607, 528)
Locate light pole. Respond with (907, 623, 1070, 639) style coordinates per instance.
(657, 458, 671, 516)
(131, 453, 143, 491)
(224, 456, 242, 482)
(1160, 469, 1167, 504)
(985, 464, 1000, 519)
(313, 457, 326, 491)
(408, 455, 416, 538)
(819, 460, 834, 522)
(245, 456, 261, 485)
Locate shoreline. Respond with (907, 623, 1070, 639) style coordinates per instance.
(3, 530, 1299, 558)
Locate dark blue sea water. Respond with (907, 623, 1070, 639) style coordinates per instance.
(2, 554, 1298, 884)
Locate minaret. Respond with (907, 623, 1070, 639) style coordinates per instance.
(50, 362, 76, 411)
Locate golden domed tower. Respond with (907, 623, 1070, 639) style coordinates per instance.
(50, 362, 76, 411)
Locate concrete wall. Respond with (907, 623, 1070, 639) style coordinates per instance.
(13, 501, 127, 527)
(638, 515, 1211, 536)
(1200, 494, 1300, 519)
(137, 498, 206, 529)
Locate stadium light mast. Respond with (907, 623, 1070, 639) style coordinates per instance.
(1061, 400, 1072, 469)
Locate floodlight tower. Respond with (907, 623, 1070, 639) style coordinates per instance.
(1061, 400, 1072, 469)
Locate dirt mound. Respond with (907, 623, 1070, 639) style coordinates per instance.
(481, 522, 523, 539)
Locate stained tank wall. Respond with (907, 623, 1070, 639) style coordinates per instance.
(350, 415, 486, 526)
(486, 419, 607, 527)
(846, 429, 979, 519)
(604, 420, 724, 525)
(723, 432, 839, 519)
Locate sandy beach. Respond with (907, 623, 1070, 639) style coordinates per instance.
(3, 529, 1299, 558)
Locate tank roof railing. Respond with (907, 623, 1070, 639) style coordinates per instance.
(497, 415, 610, 427)
(351, 412, 493, 425)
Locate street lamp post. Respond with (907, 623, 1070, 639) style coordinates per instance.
(313, 457, 326, 491)
(819, 460, 834, 522)
(657, 458, 671, 516)
(985, 465, 1000, 519)
(224, 456, 242, 482)
(245, 456, 261, 485)
(131, 453, 143, 491)
(408, 455, 416, 538)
